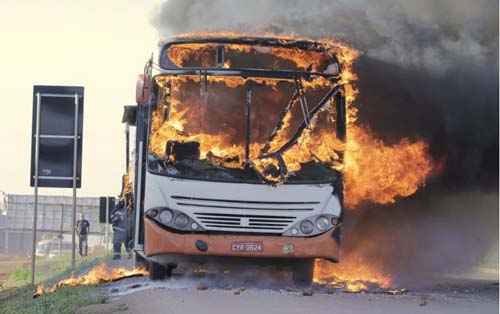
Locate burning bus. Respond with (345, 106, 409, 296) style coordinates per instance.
(124, 35, 352, 285)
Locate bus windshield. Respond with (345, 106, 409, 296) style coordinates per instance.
(148, 39, 345, 184)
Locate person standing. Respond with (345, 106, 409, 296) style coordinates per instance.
(111, 199, 128, 260)
(76, 213, 90, 256)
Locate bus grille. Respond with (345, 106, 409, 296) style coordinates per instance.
(172, 195, 319, 233)
(193, 212, 296, 232)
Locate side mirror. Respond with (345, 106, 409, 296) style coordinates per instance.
(136, 74, 151, 106)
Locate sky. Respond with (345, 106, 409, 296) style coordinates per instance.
(0, 0, 159, 197)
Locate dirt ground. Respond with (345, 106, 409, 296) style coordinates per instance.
(77, 258, 498, 314)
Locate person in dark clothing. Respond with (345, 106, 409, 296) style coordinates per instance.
(111, 199, 128, 260)
(76, 213, 90, 256)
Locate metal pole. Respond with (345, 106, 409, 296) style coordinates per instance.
(244, 86, 252, 164)
(41, 204, 46, 236)
(31, 92, 41, 286)
(125, 124, 130, 172)
(105, 198, 109, 253)
(134, 143, 143, 251)
(5, 230, 8, 254)
(71, 93, 79, 268)
(123, 122, 130, 254)
(59, 204, 64, 256)
(22, 208, 26, 252)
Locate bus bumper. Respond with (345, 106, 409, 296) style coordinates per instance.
(144, 218, 339, 261)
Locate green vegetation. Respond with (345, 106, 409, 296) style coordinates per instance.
(0, 285, 106, 314)
(0, 254, 109, 314)
(8, 268, 31, 284)
(3, 250, 106, 289)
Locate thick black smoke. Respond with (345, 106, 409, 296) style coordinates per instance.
(151, 0, 498, 285)
(152, 0, 497, 73)
(152, 0, 498, 189)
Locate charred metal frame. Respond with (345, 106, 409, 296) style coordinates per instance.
(295, 78, 310, 127)
(244, 85, 252, 165)
(149, 36, 346, 184)
(261, 90, 299, 155)
(158, 36, 341, 81)
(261, 85, 343, 158)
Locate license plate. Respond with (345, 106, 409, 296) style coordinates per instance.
(231, 241, 263, 252)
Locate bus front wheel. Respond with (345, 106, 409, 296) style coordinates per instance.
(291, 259, 315, 287)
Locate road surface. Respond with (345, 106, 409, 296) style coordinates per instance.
(76, 259, 498, 314)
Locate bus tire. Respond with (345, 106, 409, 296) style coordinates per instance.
(149, 260, 166, 280)
(291, 259, 314, 287)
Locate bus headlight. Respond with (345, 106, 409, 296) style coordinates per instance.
(146, 208, 203, 232)
(283, 214, 339, 237)
(174, 213, 189, 228)
(300, 220, 314, 234)
(315, 216, 330, 231)
(159, 209, 173, 224)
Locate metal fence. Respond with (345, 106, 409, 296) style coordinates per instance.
(0, 194, 110, 255)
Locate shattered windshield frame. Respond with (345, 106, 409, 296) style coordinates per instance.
(147, 37, 346, 185)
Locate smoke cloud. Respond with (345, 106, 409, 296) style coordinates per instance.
(152, 0, 498, 74)
(151, 0, 499, 188)
(151, 0, 498, 285)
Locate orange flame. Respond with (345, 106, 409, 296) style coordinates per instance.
(150, 36, 355, 179)
(344, 125, 434, 208)
(313, 258, 391, 292)
(168, 43, 333, 73)
(34, 264, 148, 297)
(150, 33, 434, 207)
(151, 33, 436, 291)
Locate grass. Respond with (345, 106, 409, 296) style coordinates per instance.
(0, 254, 109, 314)
(0, 285, 106, 314)
(8, 268, 31, 284)
(3, 249, 107, 289)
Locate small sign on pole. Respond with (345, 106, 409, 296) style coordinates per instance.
(30, 85, 84, 285)
(99, 197, 115, 253)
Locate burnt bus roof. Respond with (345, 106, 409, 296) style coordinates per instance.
(160, 35, 336, 52)
(156, 35, 341, 81)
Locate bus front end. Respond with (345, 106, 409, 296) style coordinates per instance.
(133, 35, 347, 284)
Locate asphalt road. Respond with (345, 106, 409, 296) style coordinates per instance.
(76, 259, 498, 314)
(119, 285, 500, 314)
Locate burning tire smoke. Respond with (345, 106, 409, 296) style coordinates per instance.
(151, 0, 498, 289)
